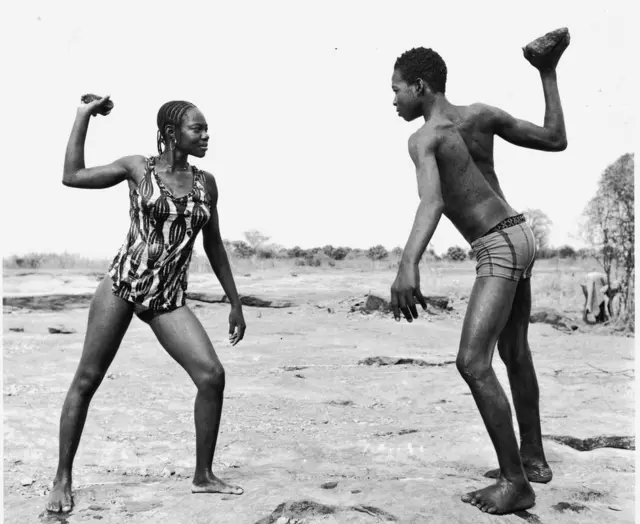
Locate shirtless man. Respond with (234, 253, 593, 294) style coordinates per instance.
(389, 29, 569, 515)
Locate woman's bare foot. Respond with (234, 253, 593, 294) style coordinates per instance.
(484, 457, 553, 483)
(46, 477, 73, 513)
(462, 478, 535, 515)
(191, 472, 243, 495)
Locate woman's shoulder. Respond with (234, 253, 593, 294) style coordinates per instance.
(114, 154, 153, 173)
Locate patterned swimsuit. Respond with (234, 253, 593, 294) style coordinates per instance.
(108, 156, 212, 312)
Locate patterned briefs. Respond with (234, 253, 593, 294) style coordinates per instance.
(471, 214, 537, 281)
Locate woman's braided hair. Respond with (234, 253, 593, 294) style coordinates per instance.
(156, 100, 196, 154)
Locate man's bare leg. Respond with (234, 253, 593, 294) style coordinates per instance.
(484, 278, 552, 483)
(457, 276, 535, 515)
(47, 276, 134, 513)
(147, 306, 243, 495)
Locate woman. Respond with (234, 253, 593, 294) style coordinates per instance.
(47, 96, 246, 514)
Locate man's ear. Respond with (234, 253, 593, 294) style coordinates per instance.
(415, 78, 431, 96)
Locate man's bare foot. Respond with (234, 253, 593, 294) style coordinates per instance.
(462, 478, 535, 515)
(191, 472, 243, 495)
(523, 27, 570, 71)
(484, 458, 553, 484)
(46, 478, 73, 513)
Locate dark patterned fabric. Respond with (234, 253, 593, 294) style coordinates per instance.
(108, 156, 211, 310)
(482, 214, 526, 238)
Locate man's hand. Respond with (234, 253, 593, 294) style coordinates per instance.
(228, 305, 246, 346)
(523, 27, 570, 73)
(390, 262, 427, 322)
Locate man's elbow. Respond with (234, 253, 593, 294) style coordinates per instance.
(549, 135, 568, 152)
(553, 138, 568, 151)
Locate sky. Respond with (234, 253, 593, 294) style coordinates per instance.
(2, 0, 635, 258)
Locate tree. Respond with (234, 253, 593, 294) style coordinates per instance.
(445, 246, 467, 262)
(557, 245, 576, 259)
(391, 246, 403, 257)
(582, 153, 634, 326)
(243, 229, 270, 251)
(367, 245, 388, 261)
(522, 209, 553, 250)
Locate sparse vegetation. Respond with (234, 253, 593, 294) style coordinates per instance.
(581, 153, 634, 332)
(445, 246, 467, 262)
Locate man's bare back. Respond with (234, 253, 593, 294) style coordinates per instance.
(443, 28, 570, 198)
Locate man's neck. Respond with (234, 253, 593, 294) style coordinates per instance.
(424, 93, 454, 121)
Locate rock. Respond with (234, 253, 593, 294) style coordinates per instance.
(187, 292, 293, 308)
(4, 294, 93, 311)
(530, 307, 578, 333)
(48, 325, 76, 334)
(327, 308, 334, 314)
(349, 294, 450, 314)
(9, 327, 24, 332)
(609, 505, 622, 511)
(424, 295, 450, 310)
(275, 517, 290, 524)
(552, 501, 587, 513)
(20, 478, 34, 486)
(185, 292, 226, 303)
(326, 400, 354, 407)
(543, 434, 634, 451)
(524, 27, 570, 57)
(351, 489, 362, 494)
(321, 481, 338, 489)
(359, 356, 455, 368)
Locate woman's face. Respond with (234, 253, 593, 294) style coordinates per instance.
(175, 108, 209, 158)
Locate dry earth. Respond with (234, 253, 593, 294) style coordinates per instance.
(3, 269, 635, 523)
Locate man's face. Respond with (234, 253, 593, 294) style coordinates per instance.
(392, 69, 422, 122)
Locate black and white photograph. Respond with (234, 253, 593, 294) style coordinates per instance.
(3, 1, 635, 522)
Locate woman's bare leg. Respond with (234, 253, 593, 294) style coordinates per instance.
(47, 276, 134, 513)
(146, 306, 243, 495)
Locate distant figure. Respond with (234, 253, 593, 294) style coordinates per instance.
(47, 96, 245, 514)
(581, 271, 621, 323)
(389, 28, 569, 515)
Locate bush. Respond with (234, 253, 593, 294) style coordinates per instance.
(367, 245, 388, 261)
(557, 245, 576, 259)
(287, 246, 306, 258)
(331, 247, 349, 261)
(232, 241, 255, 258)
(391, 246, 403, 257)
(256, 247, 275, 259)
(445, 246, 467, 262)
(467, 249, 476, 261)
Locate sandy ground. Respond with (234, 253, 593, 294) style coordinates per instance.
(3, 269, 635, 523)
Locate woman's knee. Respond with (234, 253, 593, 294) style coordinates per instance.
(71, 367, 105, 397)
(194, 364, 225, 394)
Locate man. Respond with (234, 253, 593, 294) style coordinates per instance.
(390, 28, 569, 515)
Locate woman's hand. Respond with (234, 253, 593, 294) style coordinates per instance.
(79, 94, 114, 117)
